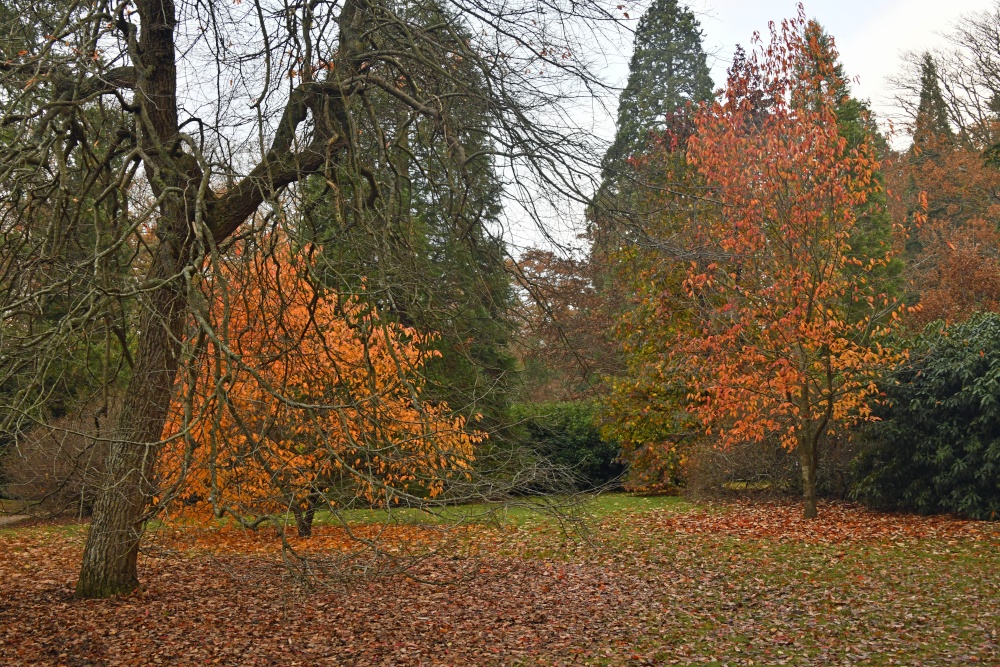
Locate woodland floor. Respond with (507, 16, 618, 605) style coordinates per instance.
(1, 495, 997, 666)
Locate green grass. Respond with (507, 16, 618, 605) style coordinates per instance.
(0, 492, 688, 540)
(0, 520, 88, 538)
(0, 499, 31, 514)
(306, 491, 690, 530)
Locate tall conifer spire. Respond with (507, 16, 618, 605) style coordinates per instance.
(913, 52, 954, 147)
(602, 0, 713, 181)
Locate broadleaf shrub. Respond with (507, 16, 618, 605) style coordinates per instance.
(852, 313, 1000, 519)
(513, 401, 623, 490)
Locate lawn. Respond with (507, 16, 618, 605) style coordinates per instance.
(0, 495, 996, 666)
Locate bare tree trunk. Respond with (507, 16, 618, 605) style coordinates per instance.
(292, 495, 319, 538)
(293, 506, 316, 538)
(74, 0, 192, 599)
(798, 428, 819, 520)
(76, 270, 187, 598)
(72, 0, 323, 592)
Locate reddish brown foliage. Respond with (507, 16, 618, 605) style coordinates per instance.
(910, 218, 1000, 325)
(681, 15, 899, 454)
(893, 132, 1000, 326)
(513, 249, 619, 402)
(660, 14, 903, 519)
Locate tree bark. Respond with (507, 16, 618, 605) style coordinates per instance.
(76, 0, 194, 598)
(76, 263, 187, 597)
(293, 505, 316, 538)
(798, 428, 819, 520)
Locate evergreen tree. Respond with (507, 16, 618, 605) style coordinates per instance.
(913, 52, 954, 148)
(592, 2, 714, 489)
(601, 0, 714, 181)
(303, 0, 516, 429)
(902, 53, 958, 263)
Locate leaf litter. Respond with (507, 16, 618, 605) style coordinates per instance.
(1, 498, 996, 666)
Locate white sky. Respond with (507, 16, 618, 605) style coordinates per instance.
(587, 0, 998, 143)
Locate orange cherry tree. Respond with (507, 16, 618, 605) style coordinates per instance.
(677, 12, 902, 518)
(159, 234, 479, 536)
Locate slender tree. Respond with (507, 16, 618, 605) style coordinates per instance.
(913, 53, 955, 148)
(890, 5, 1000, 149)
(677, 12, 902, 519)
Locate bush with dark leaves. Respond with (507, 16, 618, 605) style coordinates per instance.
(852, 313, 1000, 520)
(513, 401, 623, 490)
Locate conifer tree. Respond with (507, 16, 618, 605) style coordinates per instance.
(913, 53, 955, 149)
(898, 54, 1000, 324)
(601, 0, 714, 181)
(303, 1, 516, 430)
(593, 2, 713, 489)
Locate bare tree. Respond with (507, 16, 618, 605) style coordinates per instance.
(0, 0, 620, 597)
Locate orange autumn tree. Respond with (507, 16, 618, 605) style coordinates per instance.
(160, 235, 480, 537)
(677, 13, 902, 518)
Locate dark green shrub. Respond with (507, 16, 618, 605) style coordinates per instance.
(513, 401, 623, 489)
(852, 313, 1000, 520)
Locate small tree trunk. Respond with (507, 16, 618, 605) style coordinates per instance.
(76, 274, 187, 598)
(293, 508, 313, 538)
(798, 430, 819, 520)
(293, 498, 317, 538)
